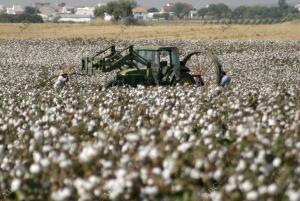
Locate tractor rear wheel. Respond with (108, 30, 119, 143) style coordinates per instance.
(183, 51, 223, 86)
(178, 72, 195, 86)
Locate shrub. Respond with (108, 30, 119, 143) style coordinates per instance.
(0, 14, 43, 23)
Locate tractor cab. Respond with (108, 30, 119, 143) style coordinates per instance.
(135, 46, 181, 84)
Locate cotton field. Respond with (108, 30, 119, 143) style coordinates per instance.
(0, 39, 300, 201)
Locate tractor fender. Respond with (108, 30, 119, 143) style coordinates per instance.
(180, 66, 191, 72)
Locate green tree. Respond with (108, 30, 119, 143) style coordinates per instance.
(0, 13, 43, 23)
(233, 6, 248, 19)
(171, 2, 193, 19)
(197, 7, 209, 18)
(217, 3, 232, 18)
(147, 7, 159, 13)
(201, 3, 232, 19)
(278, 0, 288, 9)
(94, 5, 107, 18)
(94, 0, 137, 21)
(24, 6, 40, 15)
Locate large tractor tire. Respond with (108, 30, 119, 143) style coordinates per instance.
(181, 51, 223, 86)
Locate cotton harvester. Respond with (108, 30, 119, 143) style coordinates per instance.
(80, 45, 227, 87)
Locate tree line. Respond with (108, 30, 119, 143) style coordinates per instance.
(197, 0, 299, 21)
(94, 0, 299, 22)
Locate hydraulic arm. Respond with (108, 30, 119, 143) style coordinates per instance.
(81, 45, 151, 74)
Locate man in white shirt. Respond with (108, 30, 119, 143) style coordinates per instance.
(53, 72, 69, 92)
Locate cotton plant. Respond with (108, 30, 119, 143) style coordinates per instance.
(0, 39, 300, 201)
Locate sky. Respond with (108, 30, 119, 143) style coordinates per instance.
(0, 0, 299, 8)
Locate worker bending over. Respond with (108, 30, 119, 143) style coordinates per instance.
(220, 71, 231, 87)
(53, 72, 69, 92)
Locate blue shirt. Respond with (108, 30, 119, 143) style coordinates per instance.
(221, 75, 231, 86)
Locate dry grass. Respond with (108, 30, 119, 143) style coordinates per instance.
(0, 21, 300, 40)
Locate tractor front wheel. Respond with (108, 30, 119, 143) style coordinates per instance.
(178, 72, 195, 86)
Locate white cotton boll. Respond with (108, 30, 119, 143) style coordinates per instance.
(256, 150, 265, 164)
(11, 178, 21, 191)
(204, 138, 212, 145)
(195, 159, 204, 168)
(240, 180, 253, 192)
(296, 142, 300, 149)
(100, 160, 112, 169)
(287, 190, 300, 201)
(152, 167, 162, 175)
(1, 124, 8, 131)
(236, 160, 246, 172)
(126, 134, 139, 142)
(87, 120, 96, 133)
(246, 191, 258, 200)
(213, 169, 223, 181)
(149, 148, 158, 160)
(42, 145, 52, 153)
(259, 164, 274, 175)
(268, 183, 279, 195)
(250, 163, 257, 171)
(94, 189, 100, 197)
(71, 119, 78, 127)
(79, 145, 98, 163)
(43, 130, 50, 138)
(190, 169, 201, 179)
(30, 163, 41, 174)
(89, 175, 100, 186)
(285, 138, 293, 147)
(74, 178, 84, 191)
(268, 118, 276, 126)
(33, 152, 41, 163)
(138, 145, 152, 160)
(174, 130, 183, 139)
(49, 126, 60, 136)
(225, 183, 236, 193)
(209, 191, 222, 201)
(15, 166, 25, 177)
(142, 186, 158, 195)
(34, 130, 43, 141)
(208, 150, 217, 162)
(59, 160, 72, 169)
(207, 109, 214, 117)
(51, 187, 71, 201)
(272, 158, 281, 167)
(120, 155, 130, 165)
(258, 185, 267, 195)
(177, 142, 192, 153)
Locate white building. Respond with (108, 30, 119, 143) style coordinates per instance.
(38, 4, 58, 22)
(58, 6, 74, 14)
(104, 12, 113, 21)
(75, 7, 95, 17)
(295, 4, 300, 12)
(132, 7, 148, 21)
(58, 14, 93, 23)
(0, 5, 5, 13)
(6, 4, 24, 15)
(189, 10, 198, 19)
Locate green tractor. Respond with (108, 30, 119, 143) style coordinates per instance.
(81, 45, 226, 87)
